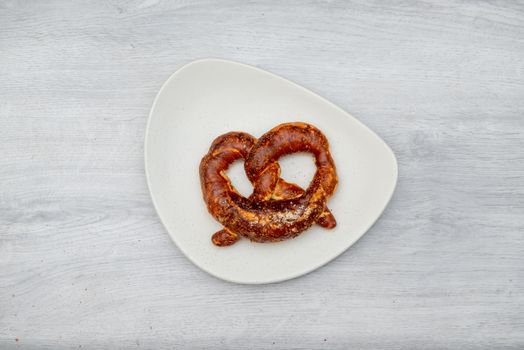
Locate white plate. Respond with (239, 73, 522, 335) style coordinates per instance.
(145, 59, 397, 284)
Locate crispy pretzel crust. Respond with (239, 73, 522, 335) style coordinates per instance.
(199, 122, 338, 246)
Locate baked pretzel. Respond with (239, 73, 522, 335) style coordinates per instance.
(199, 122, 338, 246)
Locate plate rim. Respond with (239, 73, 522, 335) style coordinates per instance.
(144, 58, 398, 284)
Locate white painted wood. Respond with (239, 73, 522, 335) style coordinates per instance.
(1, 0, 523, 348)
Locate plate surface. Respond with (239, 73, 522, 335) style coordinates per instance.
(145, 59, 397, 284)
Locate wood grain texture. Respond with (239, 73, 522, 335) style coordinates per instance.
(1, 0, 524, 348)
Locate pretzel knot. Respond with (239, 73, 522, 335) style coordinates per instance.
(199, 122, 338, 246)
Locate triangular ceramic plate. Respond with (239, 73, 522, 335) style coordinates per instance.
(145, 59, 397, 284)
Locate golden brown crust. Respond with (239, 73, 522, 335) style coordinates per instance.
(199, 122, 338, 246)
(211, 228, 239, 246)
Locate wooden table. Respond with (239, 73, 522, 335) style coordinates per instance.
(1, 1, 523, 348)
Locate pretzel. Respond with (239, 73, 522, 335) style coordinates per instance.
(199, 122, 338, 246)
